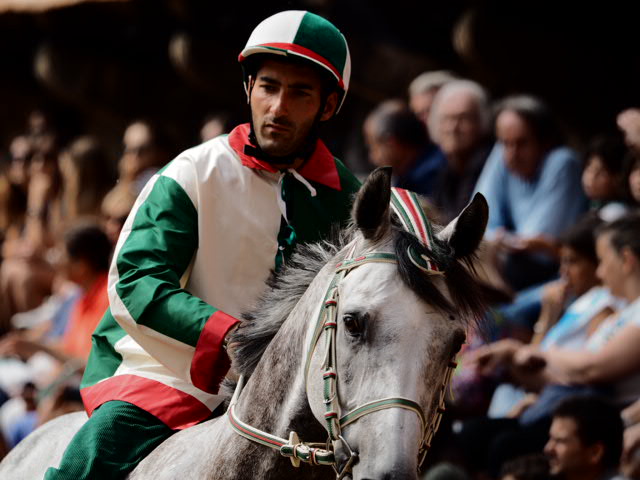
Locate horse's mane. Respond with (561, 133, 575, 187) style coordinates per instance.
(223, 215, 486, 399)
(227, 228, 351, 384)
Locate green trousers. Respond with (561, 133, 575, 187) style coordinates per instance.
(44, 401, 175, 480)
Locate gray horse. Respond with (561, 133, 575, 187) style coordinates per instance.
(0, 168, 488, 479)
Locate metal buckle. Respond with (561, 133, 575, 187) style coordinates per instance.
(331, 435, 358, 479)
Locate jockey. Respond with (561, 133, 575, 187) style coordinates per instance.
(45, 10, 359, 479)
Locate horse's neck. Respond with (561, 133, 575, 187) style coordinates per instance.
(214, 263, 336, 479)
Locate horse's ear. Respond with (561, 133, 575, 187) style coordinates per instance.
(353, 167, 392, 240)
(437, 193, 488, 259)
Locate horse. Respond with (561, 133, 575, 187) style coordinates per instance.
(0, 167, 488, 479)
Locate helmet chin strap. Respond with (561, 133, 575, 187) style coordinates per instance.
(245, 76, 329, 168)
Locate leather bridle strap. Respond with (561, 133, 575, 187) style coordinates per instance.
(226, 248, 456, 478)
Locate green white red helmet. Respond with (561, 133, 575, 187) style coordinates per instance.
(239, 10, 351, 112)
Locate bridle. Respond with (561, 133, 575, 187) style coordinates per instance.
(227, 188, 459, 478)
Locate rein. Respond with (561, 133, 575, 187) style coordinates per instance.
(226, 188, 458, 478)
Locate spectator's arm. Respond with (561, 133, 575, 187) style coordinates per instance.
(468, 338, 523, 376)
(543, 323, 640, 384)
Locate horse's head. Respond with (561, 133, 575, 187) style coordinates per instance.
(304, 167, 488, 479)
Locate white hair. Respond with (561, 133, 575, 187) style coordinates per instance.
(408, 70, 458, 98)
(428, 79, 491, 144)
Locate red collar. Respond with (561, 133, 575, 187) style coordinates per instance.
(228, 124, 342, 191)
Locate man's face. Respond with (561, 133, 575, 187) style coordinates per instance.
(596, 233, 627, 298)
(559, 246, 597, 297)
(250, 58, 336, 158)
(582, 156, 617, 201)
(544, 417, 600, 478)
(433, 91, 483, 158)
(410, 88, 438, 133)
(363, 117, 398, 168)
(496, 110, 545, 179)
(120, 122, 160, 179)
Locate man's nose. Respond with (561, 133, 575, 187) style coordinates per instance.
(270, 91, 289, 116)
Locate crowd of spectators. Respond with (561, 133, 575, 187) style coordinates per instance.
(2, 67, 640, 480)
(361, 70, 640, 479)
(0, 111, 231, 458)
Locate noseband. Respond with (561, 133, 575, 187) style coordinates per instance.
(227, 188, 459, 478)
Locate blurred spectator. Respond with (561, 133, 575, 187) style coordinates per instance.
(544, 396, 623, 480)
(0, 134, 62, 326)
(0, 138, 29, 257)
(620, 399, 640, 478)
(101, 183, 137, 247)
(428, 79, 493, 222)
(408, 70, 458, 138)
(500, 454, 550, 480)
(472, 215, 614, 418)
(582, 134, 630, 221)
(200, 111, 234, 143)
(0, 222, 111, 365)
(475, 95, 588, 292)
(57, 223, 111, 360)
(364, 99, 445, 196)
(58, 136, 116, 223)
(4, 382, 38, 449)
(453, 215, 640, 477)
(627, 154, 640, 205)
(618, 108, 640, 156)
(6, 135, 33, 195)
(519, 214, 640, 407)
(118, 120, 170, 193)
(0, 223, 111, 447)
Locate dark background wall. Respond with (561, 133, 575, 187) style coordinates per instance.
(1, 0, 639, 172)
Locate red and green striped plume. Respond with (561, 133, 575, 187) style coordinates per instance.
(239, 10, 351, 112)
(390, 188, 440, 274)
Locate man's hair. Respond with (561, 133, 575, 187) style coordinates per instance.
(367, 100, 427, 148)
(494, 95, 563, 148)
(585, 133, 628, 175)
(499, 454, 550, 480)
(65, 223, 112, 273)
(558, 213, 603, 264)
(596, 212, 640, 258)
(553, 395, 623, 470)
(428, 79, 491, 141)
(408, 70, 458, 98)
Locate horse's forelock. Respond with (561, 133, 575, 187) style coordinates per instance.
(394, 227, 486, 328)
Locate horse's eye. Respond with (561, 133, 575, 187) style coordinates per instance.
(343, 313, 364, 336)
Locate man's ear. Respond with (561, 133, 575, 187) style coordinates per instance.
(623, 246, 639, 274)
(320, 92, 338, 121)
(587, 442, 605, 467)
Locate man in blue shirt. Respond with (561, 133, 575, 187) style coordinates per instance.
(475, 95, 587, 291)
